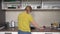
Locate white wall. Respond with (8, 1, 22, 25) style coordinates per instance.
(6, 11, 60, 27)
(32, 11, 60, 27)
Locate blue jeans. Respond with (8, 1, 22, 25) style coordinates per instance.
(18, 30, 31, 34)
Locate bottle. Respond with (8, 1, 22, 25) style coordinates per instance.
(51, 23, 54, 29)
(11, 20, 15, 27)
(11, 20, 15, 31)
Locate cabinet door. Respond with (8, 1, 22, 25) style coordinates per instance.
(0, 32, 5, 34)
(5, 32, 18, 34)
(0, 32, 18, 34)
(0, 0, 5, 24)
(0, 10, 5, 24)
(12, 32, 18, 34)
(0, 0, 2, 10)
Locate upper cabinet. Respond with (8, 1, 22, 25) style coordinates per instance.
(21, 0, 41, 9)
(1, 0, 60, 10)
(2, 0, 21, 9)
(42, 0, 60, 9)
(2, 0, 42, 10)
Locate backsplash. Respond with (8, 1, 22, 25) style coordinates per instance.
(6, 11, 60, 27)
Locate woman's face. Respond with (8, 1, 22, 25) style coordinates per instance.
(26, 7, 31, 12)
(25, 6, 32, 14)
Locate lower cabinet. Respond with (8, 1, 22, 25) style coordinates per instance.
(0, 32, 18, 34)
(0, 32, 60, 34)
(0, 32, 5, 34)
(32, 32, 60, 34)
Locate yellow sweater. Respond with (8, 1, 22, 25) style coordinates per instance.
(18, 11, 33, 32)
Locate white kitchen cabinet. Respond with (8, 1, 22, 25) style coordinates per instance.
(42, 0, 60, 9)
(11, 32, 18, 34)
(0, 32, 60, 34)
(32, 32, 60, 34)
(0, 32, 5, 34)
(2, 0, 41, 9)
(2, 0, 60, 10)
(0, 32, 18, 34)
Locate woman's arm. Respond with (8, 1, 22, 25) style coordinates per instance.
(31, 21, 40, 30)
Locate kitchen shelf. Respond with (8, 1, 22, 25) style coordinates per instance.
(2, 9, 60, 11)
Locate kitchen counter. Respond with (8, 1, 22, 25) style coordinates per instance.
(0, 27, 18, 32)
(0, 27, 60, 32)
(32, 28, 60, 32)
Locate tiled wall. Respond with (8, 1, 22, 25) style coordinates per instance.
(6, 11, 60, 27)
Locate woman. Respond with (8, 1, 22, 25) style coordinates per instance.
(18, 6, 40, 34)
